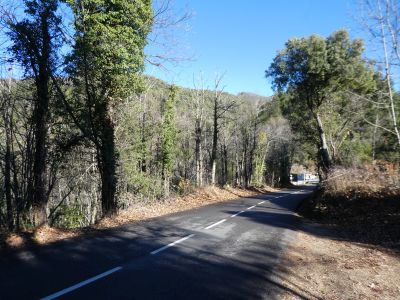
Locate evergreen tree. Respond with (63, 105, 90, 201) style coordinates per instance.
(66, 0, 153, 216)
(266, 30, 375, 176)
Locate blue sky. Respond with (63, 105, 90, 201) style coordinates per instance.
(145, 0, 363, 96)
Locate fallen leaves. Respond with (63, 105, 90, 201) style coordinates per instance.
(277, 230, 400, 300)
(1, 185, 275, 251)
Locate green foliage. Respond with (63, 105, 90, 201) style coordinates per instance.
(122, 168, 165, 200)
(64, 0, 153, 216)
(267, 30, 376, 171)
(267, 30, 375, 101)
(8, 0, 62, 77)
(258, 97, 282, 122)
(54, 202, 84, 229)
(66, 0, 153, 98)
(340, 134, 373, 166)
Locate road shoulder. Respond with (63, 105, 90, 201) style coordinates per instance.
(274, 222, 400, 299)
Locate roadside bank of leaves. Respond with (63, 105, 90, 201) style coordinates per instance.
(1, 185, 274, 251)
(298, 164, 400, 251)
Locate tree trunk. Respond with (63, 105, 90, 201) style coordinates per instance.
(315, 113, 331, 174)
(31, 11, 53, 227)
(223, 143, 228, 185)
(5, 132, 14, 231)
(378, 2, 400, 146)
(271, 171, 275, 187)
(243, 139, 249, 187)
(210, 97, 218, 185)
(279, 145, 291, 186)
(248, 120, 257, 186)
(195, 120, 203, 187)
(372, 114, 379, 161)
(234, 148, 239, 186)
(141, 111, 147, 173)
(32, 75, 50, 226)
(163, 175, 170, 198)
(12, 144, 22, 230)
(32, 106, 48, 225)
(99, 117, 117, 217)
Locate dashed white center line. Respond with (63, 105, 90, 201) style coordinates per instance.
(205, 219, 226, 229)
(40, 192, 301, 299)
(40, 266, 123, 300)
(150, 234, 195, 255)
(230, 210, 245, 218)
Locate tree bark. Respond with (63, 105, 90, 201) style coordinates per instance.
(223, 143, 228, 185)
(279, 144, 291, 186)
(315, 113, 331, 174)
(378, 2, 400, 146)
(32, 28, 52, 225)
(243, 138, 249, 187)
(195, 119, 203, 187)
(372, 114, 379, 160)
(210, 96, 218, 185)
(141, 111, 147, 173)
(5, 129, 14, 231)
(32, 77, 50, 226)
(99, 116, 117, 217)
(248, 121, 257, 186)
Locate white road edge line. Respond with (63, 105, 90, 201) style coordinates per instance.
(258, 201, 265, 205)
(205, 219, 226, 230)
(150, 234, 195, 255)
(247, 205, 256, 210)
(231, 210, 245, 218)
(40, 266, 123, 300)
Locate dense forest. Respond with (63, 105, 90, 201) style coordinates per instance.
(0, 0, 399, 232)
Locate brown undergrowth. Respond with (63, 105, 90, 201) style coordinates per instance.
(299, 164, 400, 251)
(276, 228, 400, 300)
(276, 163, 400, 299)
(0, 185, 274, 252)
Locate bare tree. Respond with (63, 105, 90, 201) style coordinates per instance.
(209, 74, 237, 185)
(359, 0, 400, 146)
(190, 74, 207, 187)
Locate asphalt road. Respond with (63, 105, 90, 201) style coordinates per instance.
(0, 187, 313, 300)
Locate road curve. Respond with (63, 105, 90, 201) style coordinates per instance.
(0, 187, 313, 300)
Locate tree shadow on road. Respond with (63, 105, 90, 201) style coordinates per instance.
(0, 204, 323, 300)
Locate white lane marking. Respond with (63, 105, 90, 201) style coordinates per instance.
(40, 266, 122, 300)
(230, 210, 245, 218)
(205, 219, 226, 230)
(150, 234, 195, 255)
(40, 191, 302, 299)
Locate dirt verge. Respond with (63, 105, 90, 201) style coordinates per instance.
(276, 166, 400, 300)
(276, 224, 400, 300)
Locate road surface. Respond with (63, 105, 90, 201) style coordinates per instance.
(0, 187, 313, 300)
